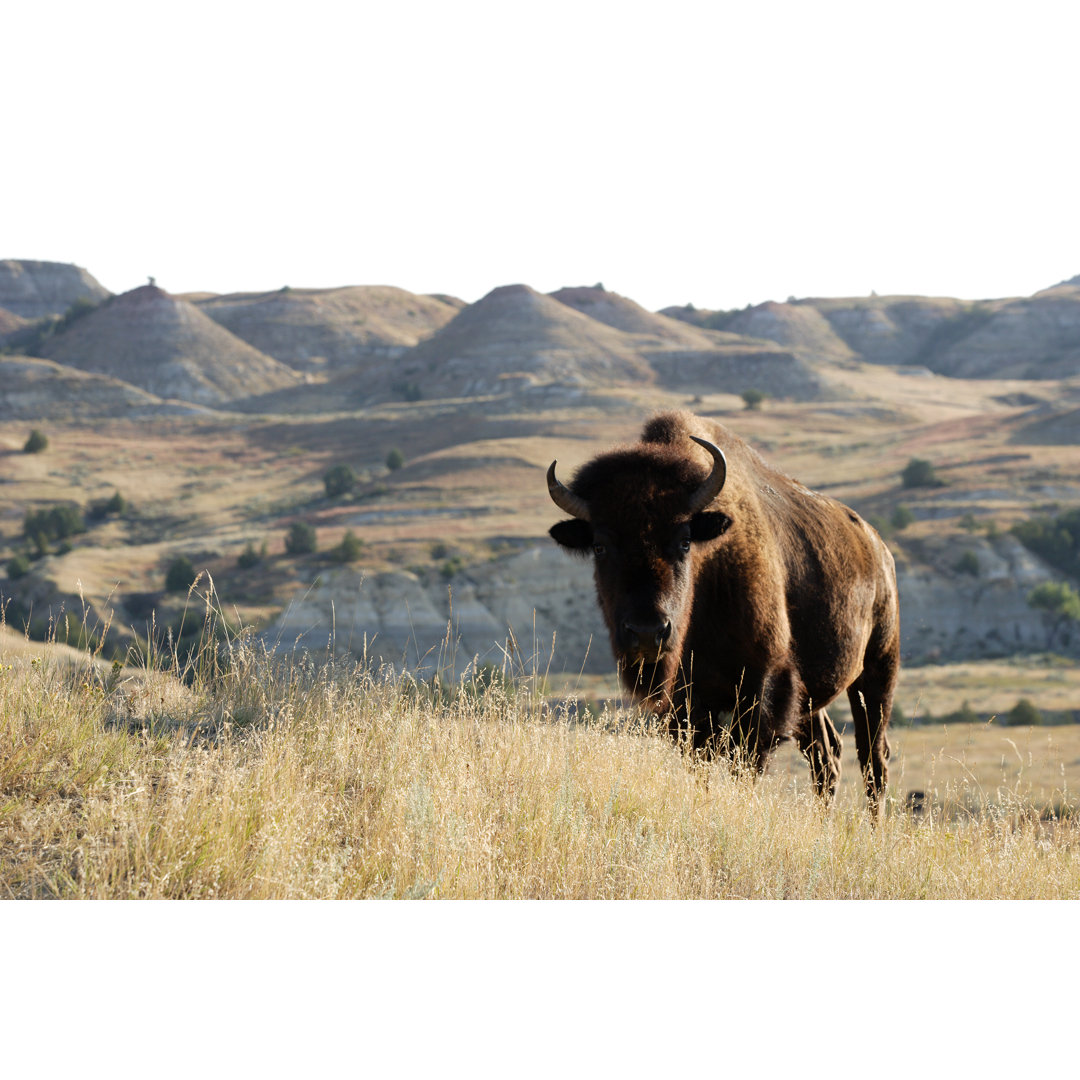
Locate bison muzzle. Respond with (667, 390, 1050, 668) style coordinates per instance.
(547, 411, 900, 817)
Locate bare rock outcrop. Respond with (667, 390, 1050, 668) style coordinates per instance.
(0, 260, 111, 320)
(264, 544, 607, 676)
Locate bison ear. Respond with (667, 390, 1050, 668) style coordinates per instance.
(689, 511, 732, 542)
(549, 518, 593, 553)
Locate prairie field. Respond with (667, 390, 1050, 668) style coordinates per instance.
(3, 612, 1078, 901)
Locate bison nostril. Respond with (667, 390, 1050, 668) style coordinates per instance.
(624, 619, 672, 651)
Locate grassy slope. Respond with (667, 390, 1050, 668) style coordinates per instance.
(2, 628, 1078, 900)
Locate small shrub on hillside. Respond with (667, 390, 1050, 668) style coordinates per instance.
(237, 541, 267, 569)
(23, 429, 49, 453)
(6, 554, 31, 580)
(58, 296, 99, 330)
(165, 555, 198, 593)
(385, 448, 405, 471)
(1012, 508, 1080, 580)
(88, 491, 127, 521)
(285, 521, 317, 556)
(954, 550, 980, 576)
(741, 388, 766, 411)
(330, 530, 364, 564)
(902, 458, 943, 488)
(1004, 698, 1044, 727)
(890, 505, 915, 531)
(959, 512, 979, 532)
(1027, 581, 1080, 650)
(323, 464, 357, 499)
(24, 505, 85, 545)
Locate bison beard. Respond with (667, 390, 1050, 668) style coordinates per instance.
(547, 411, 900, 817)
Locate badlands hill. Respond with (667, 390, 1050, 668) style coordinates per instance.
(0, 259, 110, 321)
(194, 285, 464, 373)
(326, 283, 834, 404)
(34, 284, 301, 405)
(665, 278, 1080, 381)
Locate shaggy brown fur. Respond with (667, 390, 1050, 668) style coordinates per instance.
(548, 411, 900, 816)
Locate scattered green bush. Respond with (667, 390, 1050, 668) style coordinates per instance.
(1012, 508, 1080, 580)
(57, 296, 99, 330)
(88, 491, 127, 520)
(385, 448, 405, 471)
(323, 464, 357, 499)
(954, 550, 980, 576)
(23, 504, 85, 546)
(23, 429, 48, 454)
(1027, 581, 1080, 650)
(165, 555, 198, 593)
(1004, 698, 1044, 727)
(901, 458, 943, 488)
(285, 521, 317, 555)
(6, 554, 31, 580)
(890, 505, 915, 530)
(330, 529, 364, 564)
(741, 389, 766, 411)
(237, 541, 267, 569)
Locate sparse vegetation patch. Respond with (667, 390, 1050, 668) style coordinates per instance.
(23, 429, 48, 454)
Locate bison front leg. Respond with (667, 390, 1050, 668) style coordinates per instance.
(728, 664, 803, 775)
(848, 666, 896, 820)
(796, 708, 842, 804)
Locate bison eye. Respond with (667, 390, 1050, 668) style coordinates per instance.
(593, 544, 607, 558)
(679, 538, 692, 555)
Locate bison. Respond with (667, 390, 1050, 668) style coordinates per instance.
(547, 411, 900, 816)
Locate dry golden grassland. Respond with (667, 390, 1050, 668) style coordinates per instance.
(3, 616, 1079, 900)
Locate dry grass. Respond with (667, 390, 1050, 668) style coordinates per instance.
(3, 606, 1079, 900)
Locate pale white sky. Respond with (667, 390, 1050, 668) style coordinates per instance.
(6, 0, 1079, 312)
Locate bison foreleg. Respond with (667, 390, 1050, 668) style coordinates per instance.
(796, 708, 842, 804)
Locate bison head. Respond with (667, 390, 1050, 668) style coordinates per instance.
(547, 436, 731, 683)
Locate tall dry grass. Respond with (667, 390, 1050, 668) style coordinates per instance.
(2, 593, 1078, 899)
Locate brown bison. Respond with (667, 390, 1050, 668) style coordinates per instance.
(547, 411, 900, 815)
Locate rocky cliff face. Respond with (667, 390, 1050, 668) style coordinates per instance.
(263, 534, 1073, 677)
(931, 295, 1080, 379)
(264, 545, 610, 677)
(0, 260, 110, 320)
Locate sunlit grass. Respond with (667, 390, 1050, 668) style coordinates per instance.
(2, 588, 1078, 899)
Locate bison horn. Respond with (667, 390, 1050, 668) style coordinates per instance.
(547, 461, 591, 521)
(687, 437, 728, 513)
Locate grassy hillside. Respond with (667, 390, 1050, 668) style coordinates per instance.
(2, 608, 1077, 900)
(4, 266, 1080, 903)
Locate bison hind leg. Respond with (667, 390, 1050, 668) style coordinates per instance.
(797, 708, 842, 804)
(848, 670, 895, 821)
